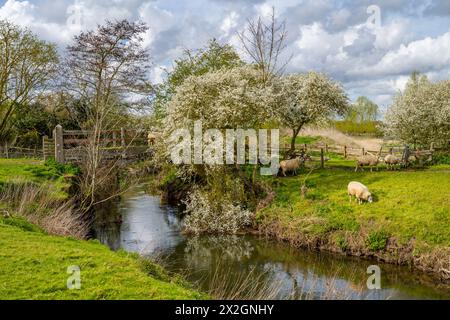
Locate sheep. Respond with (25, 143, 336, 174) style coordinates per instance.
(384, 154, 401, 170)
(279, 157, 304, 176)
(355, 154, 380, 172)
(348, 181, 373, 204)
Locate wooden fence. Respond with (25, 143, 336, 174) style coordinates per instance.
(46, 125, 155, 164)
(282, 141, 441, 168)
(0, 144, 43, 159)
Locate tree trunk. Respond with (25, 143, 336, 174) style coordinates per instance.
(290, 127, 302, 154)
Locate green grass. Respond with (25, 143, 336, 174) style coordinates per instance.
(0, 158, 75, 199)
(0, 220, 205, 300)
(259, 167, 450, 250)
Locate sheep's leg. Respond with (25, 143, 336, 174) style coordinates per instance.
(282, 170, 287, 177)
(349, 195, 352, 203)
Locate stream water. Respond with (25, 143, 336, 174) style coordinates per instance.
(93, 185, 450, 300)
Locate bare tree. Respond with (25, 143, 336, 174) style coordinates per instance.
(0, 20, 59, 142)
(63, 20, 153, 209)
(237, 7, 290, 84)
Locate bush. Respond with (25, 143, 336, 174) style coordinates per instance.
(431, 151, 450, 165)
(182, 188, 252, 235)
(26, 160, 80, 180)
(365, 230, 389, 251)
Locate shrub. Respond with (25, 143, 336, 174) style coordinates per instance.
(365, 230, 389, 251)
(431, 151, 450, 165)
(182, 188, 252, 235)
(26, 160, 80, 180)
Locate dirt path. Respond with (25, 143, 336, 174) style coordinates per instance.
(301, 127, 383, 151)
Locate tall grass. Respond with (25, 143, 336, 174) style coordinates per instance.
(0, 180, 89, 239)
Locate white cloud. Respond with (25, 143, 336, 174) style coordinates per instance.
(138, 2, 175, 48)
(1, 0, 450, 107)
(220, 11, 238, 37)
(0, 0, 34, 26)
(358, 31, 450, 77)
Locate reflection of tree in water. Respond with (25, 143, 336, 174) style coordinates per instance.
(182, 235, 255, 270)
(180, 235, 284, 299)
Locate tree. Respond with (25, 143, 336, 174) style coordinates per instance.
(165, 65, 271, 134)
(0, 20, 59, 142)
(385, 73, 450, 147)
(238, 7, 290, 84)
(64, 19, 153, 208)
(273, 72, 349, 152)
(162, 65, 274, 234)
(346, 96, 379, 123)
(153, 39, 243, 119)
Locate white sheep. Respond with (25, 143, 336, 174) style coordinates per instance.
(355, 154, 380, 172)
(348, 181, 373, 204)
(384, 154, 401, 170)
(279, 157, 304, 176)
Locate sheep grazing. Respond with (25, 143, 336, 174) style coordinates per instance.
(279, 157, 304, 176)
(355, 154, 380, 172)
(348, 181, 373, 204)
(384, 154, 401, 170)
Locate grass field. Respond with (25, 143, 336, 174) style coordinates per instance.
(258, 163, 450, 275)
(0, 219, 204, 299)
(0, 159, 76, 199)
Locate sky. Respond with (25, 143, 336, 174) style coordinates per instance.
(1, 0, 450, 113)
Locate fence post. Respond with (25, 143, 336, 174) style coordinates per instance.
(320, 148, 325, 169)
(113, 131, 117, 147)
(362, 148, 365, 156)
(389, 148, 393, 155)
(304, 143, 307, 152)
(4, 142, 8, 158)
(344, 145, 347, 159)
(42, 136, 48, 161)
(325, 144, 328, 153)
(120, 128, 126, 148)
(121, 128, 127, 158)
(54, 125, 65, 164)
(430, 142, 435, 151)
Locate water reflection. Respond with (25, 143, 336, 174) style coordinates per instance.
(93, 185, 450, 300)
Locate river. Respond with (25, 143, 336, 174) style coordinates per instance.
(93, 184, 450, 300)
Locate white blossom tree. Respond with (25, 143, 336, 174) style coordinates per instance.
(273, 72, 349, 152)
(164, 65, 272, 134)
(385, 73, 450, 148)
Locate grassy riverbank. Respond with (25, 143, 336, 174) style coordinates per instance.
(0, 158, 205, 300)
(0, 218, 204, 299)
(257, 165, 450, 279)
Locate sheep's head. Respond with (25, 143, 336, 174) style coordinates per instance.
(363, 190, 373, 203)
